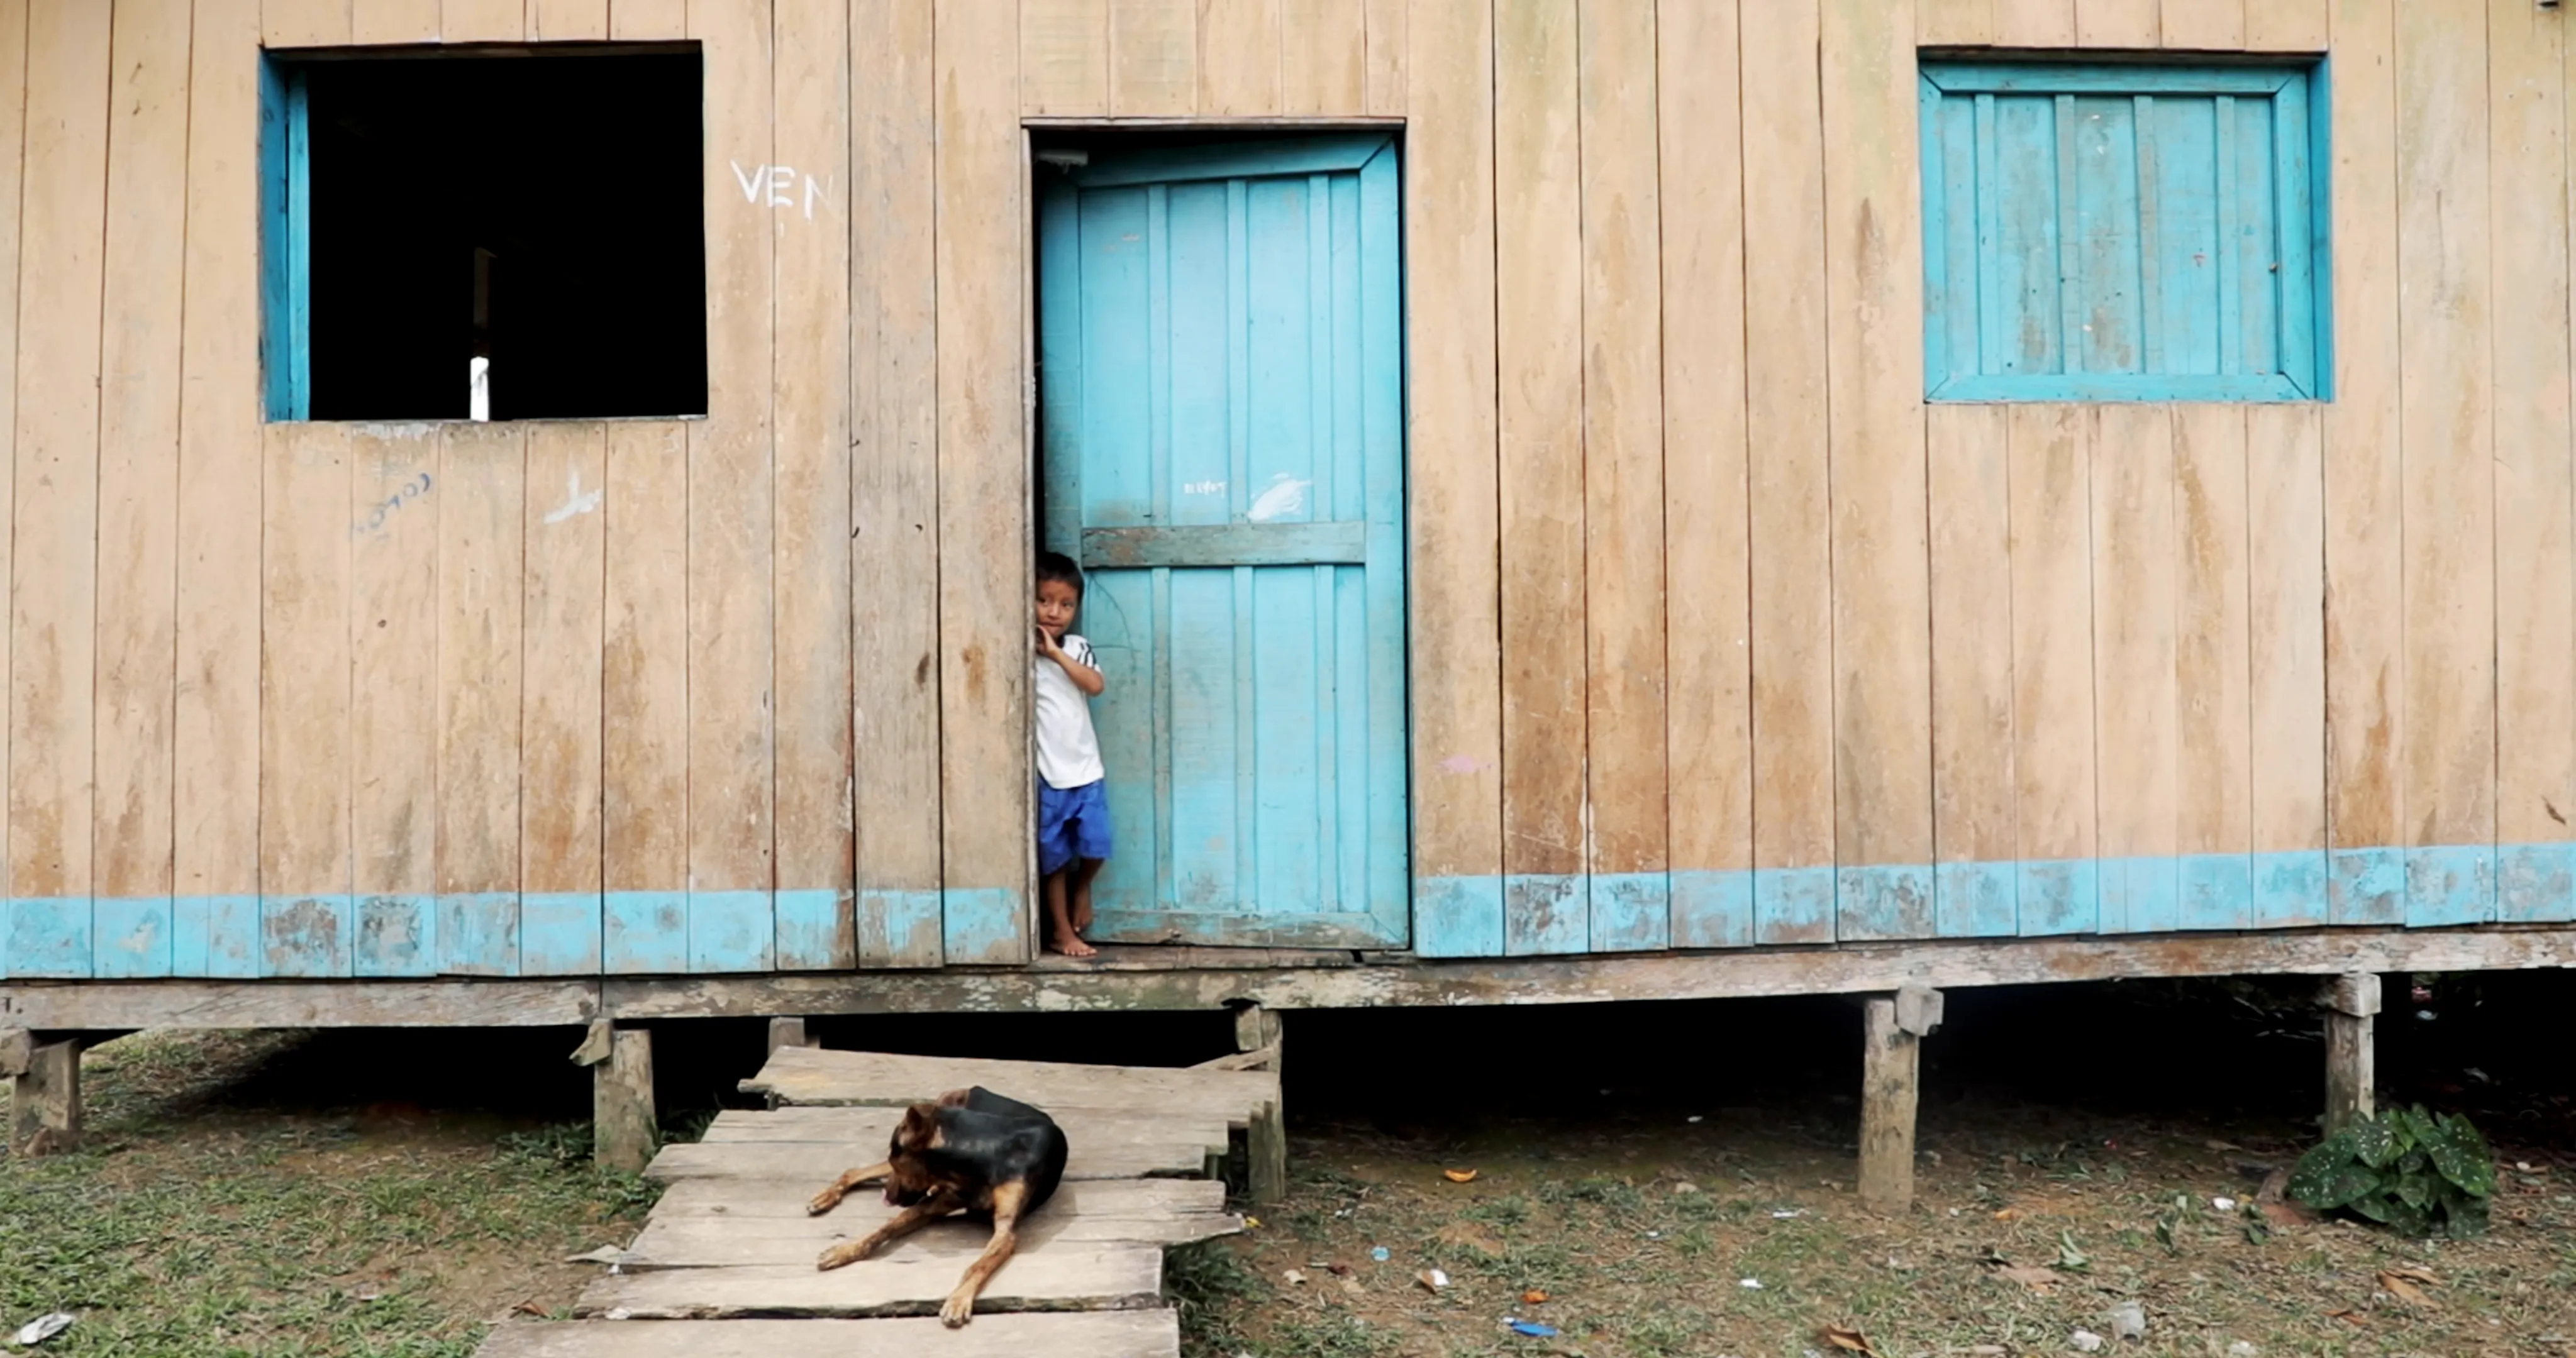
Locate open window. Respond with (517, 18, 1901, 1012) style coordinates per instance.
(260, 47, 708, 422)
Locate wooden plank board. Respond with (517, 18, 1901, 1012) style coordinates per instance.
(1492, 0, 1585, 956)
(646, 1137, 1221, 1185)
(1110, 0, 1194, 116)
(2172, 406, 2253, 930)
(1919, 0, 1990, 46)
(1927, 406, 2015, 938)
(1401, 0, 1502, 956)
(352, 0, 440, 42)
(441, 0, 521, 42)
(772, 0, 855, 971)
(1579, 0, 1668, 952)
(436, 424, 526, 974)
(2395, 0, 2497, 926)
(0, 978, 597, 1029)
(744, 1046, 1279, 1122)
(1023, 0, 1109, 116)
(2009, 406, 2097, 935)
(175, 0, 264, 971)
(573, 1250, 1163, 1319)
(1741, 0, 1835, 946)
(521, 423, 606, 974)
(625, 1203, 1238, 1267)
(1197, 0, 1279, 115)
(2075, 0, 2155, 45)
(1822, 0, 1932, 942)
(2490, 0, 2573, 923)
(91, 0, 192, 977)
(1659, 0, 1753, 951)
(649, 1173, 1225, 1217)
(0, 0, 25, 954)
(262, 0, 348, 45)
(1281, 0, 1365, 115)
(2245, 0, 2326, 51)
(692, 0, 779, 969)
(601, 422, 689, 971)
(608, 0, 682, 39)
(477, 1313, 1182, 1358)
(697, 1105, 1227, 1154)
(850, 0, 943, 969)
(348, 425, 440, 976)
(529, 0, 604, 40)
(2323, 0, 2404, 924)
(8, 0, 111, 975)
(2246, 404, 2326, 925)
(258, 423, 353, 976)
(1993, 0, 2073, 45)
(1364, 0, 1402, 114)
(2159, 0, 2241, 49)
(934, 0, 1031, 964)
(2088, 406, 2178, 934)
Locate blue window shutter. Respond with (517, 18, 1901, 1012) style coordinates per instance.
(1921, 62, 2327, 403)
(258, 56, 311, 422)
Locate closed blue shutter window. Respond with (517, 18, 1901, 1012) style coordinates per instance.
(1920, 61, 2328, 402)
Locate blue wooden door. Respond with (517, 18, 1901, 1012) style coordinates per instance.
(1037, 136, 1407, 948)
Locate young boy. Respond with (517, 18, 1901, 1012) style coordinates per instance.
(1034, 551, 1109, 958)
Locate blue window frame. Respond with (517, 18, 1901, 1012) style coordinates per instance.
(1919, 60, 2329, 402)
(258, 54, 311, 421)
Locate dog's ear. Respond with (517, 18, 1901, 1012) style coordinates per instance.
(897, 1102, 945, 1151)
(936, 1088, 974, 1108)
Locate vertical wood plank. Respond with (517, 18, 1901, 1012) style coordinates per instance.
(1404, 0, 1502, 956)
(609, 0, 684, 38)
(690, 0, 779, 971)
(1919, 0, 1990, 47)
(1364, 0, 1403, 114)
(2396, 0, 2496, 926)
(1492, 0, 1584, 956)
(435, 424, 524, 974)
(2089, 406, 2178, 934)
(935, 0, 1031, 964)
(440, 0, 521, 41)
(2490, 0, 2574, 922)
(2159, 0, 2241, 49)
(1660, 0, 1753, 949)
(1022, 0, 1109, 116)
(1579, 0, 1667, 952)
(351, 0, 440, 43)
(348, 427, 438, 977)
(0, 0, 23, 961)
(1198, 0, 1279, 115)
(263, 0, 348, 45)
(2245, 0, 2326, 52)
(601, 421, 689, 971)
(176, 0, 262, 976)
(520, 423, 605, 974)
(258, 422, 353, 976)
(2172, 405, 2253, 929)
(1993, 0, 2073, 46)
(1928, 406, 2016, 938)
(530, 0, 606, 39)
(852, 0, 943, 968)
(1111, 0, 1195, 115)
(1823, 0, 1933, 941)
(773, 0, 855, 969)
(92, 0, 192, 978)
(9, 0, 111, 976)
(1742, 0, 1835, 945)
(2010, 406, 2097, 934)
(1282, 0, 1366, 115)
(2248, 403, 2326, 924)
(2075, 0, 2155, 45)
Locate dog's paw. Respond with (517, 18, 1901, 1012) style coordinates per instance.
(805, 1189, 844, 1217)
(938, 1292, 975, 1328)
(816, 1241, 863, 1271)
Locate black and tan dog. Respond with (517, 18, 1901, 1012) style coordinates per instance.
(806, 1086, 1069, 1327)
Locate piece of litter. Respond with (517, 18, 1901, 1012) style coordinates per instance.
(9, 1315, 72, 1347)
(2211, 1196, 2238, 1212)
(1674, 1181, 1701, 1195)
(1506, 1320, 1561, 1339)
(1645, 1230, 1663, 1240)
(1772, 1208, 1806, 1219)
(2226, 1344, 2257, 1357)
(2106, 1299, 2145, 1341)
(1443, 1168, 1480, 1184)
(1416, 1269, 1450, 1293)
(1688, 1115, 1705, 1123)
(1244, 1217, 1261, 1228)
(1740, 1278, 1764, 1289)
(564, 1245, 632, 1266)
(1325, 1262, 1353, 1277)
(1522, 1289, 1550, 1305)
(1283, 1269, 1307, 1286)
(2069, 1329, 2104, 1353)
(1370, 1245, 1391, 1262)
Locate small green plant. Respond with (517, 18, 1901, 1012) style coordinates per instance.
(2287, 1105, 2496, 1239)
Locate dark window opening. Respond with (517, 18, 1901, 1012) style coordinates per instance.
(274, 49, 707, 422)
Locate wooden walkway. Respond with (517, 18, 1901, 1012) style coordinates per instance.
(474, 1047, 1278, 1357)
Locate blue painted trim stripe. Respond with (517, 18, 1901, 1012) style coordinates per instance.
(941, 888, 1024, 966)
(1924, 63, 2301, 97)
(604, 891, 689, 974)
(773, 888, 848, 971)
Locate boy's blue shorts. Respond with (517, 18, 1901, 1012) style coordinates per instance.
(1037, 779, 1113, 876)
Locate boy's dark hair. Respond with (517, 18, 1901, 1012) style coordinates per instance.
(1037, 550, 1084, 597)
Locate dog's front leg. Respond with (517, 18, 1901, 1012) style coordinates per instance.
(806, 1161, 894, 1217)
(816, 1192, 958, 1271)
(938, 1182, 1029, 1328)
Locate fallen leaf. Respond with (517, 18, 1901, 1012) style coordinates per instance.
(1820, 1324, 1883, 1356)
(1522, 1289, 1550, 1305)
(1994, 1264, 2064, 1291)
(2326, 1308, 2366, 1327)
(511, 1301, 547, 1318)
(1338, 1276, 1364, 1297)
(1324, 1262, 1353, 1277)
(2377, 1271, 2437, 1309)
(1992, 1208, 2021, 1222)
(2258, 1199, 2316, 1228)
(2382, 1265, 2438, 1285)
(1443, 1168, 1480, 1183)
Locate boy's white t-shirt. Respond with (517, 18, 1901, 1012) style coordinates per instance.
(1035, 634, 1105, 790)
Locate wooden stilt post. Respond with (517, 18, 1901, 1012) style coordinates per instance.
(8, 1034, 82, 1155)
(1860, 985, 1943, 1215)
(574, 1020, 657, 1174)
(2321, 973, 2380, 1134)
(1234, 1003, 1287, 1205)
(767, 1016, 817, 1059)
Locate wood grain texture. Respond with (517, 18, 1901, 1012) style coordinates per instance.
(177, 0, 262, 909)
(600, 421, 687, 901)
(351, 0, 439, 43)
(0, 0, 26, 920)
(2159, 0, 2241, 48)
(440, 0, 520, 41)
(263, 0, 348, 45)
(13, 0, 113, 910)
(1111, 0, 1194, 115)
(608, 0, 683, 38)
(2009, 406, 2097, 934)
(521, 424, 606, 900)
(1823, 0, 1932, 938)
(1364, 0, 1402, 114)
(1281, 0, 1365, 114)
(934, 0, 1032, 961)
(1927, 406, 2014, 934)
(1658, 0, 1753, 945)
(1578, 0, 1667, 934)
(773, 0, 855, 967)
(94, 0, 192, 926)
(2246, 404, 2326, 867)
(530, 0, 605, 39)
(2396, 0, 2496, 917)
(1493, 0, 1585, 943)
(1993, 0, 2073, 45)
(435, 424, 525, 951)
(477, 1315, 1183, 1358)
(2089, 406, 2177, 933)
(1918, 0, 1989, 45)
(851, 0, 943, 968)
(2244, 0, 2326, 51)
(1023, 0, 1109, 114)
(1742, 0, 1835, 941)
(2172, 406, 2252, 921)
(1404, 0, 1502, 936)
(260, 423, 352, 907)
(2075, 0, 2155, 45)
(348, 426, 440, 932)
(1197, 0, 1279, 115)
(692, 0, 779, 903)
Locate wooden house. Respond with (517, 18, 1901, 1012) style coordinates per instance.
(5, 0, 2575, 1205)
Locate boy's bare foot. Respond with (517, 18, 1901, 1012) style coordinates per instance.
(1047, 929, 1097, 959)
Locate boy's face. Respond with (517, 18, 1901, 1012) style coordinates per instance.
(1036, 578, 1081, 637)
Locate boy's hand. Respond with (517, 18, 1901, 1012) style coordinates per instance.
(1034, 624, 1059, 657)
